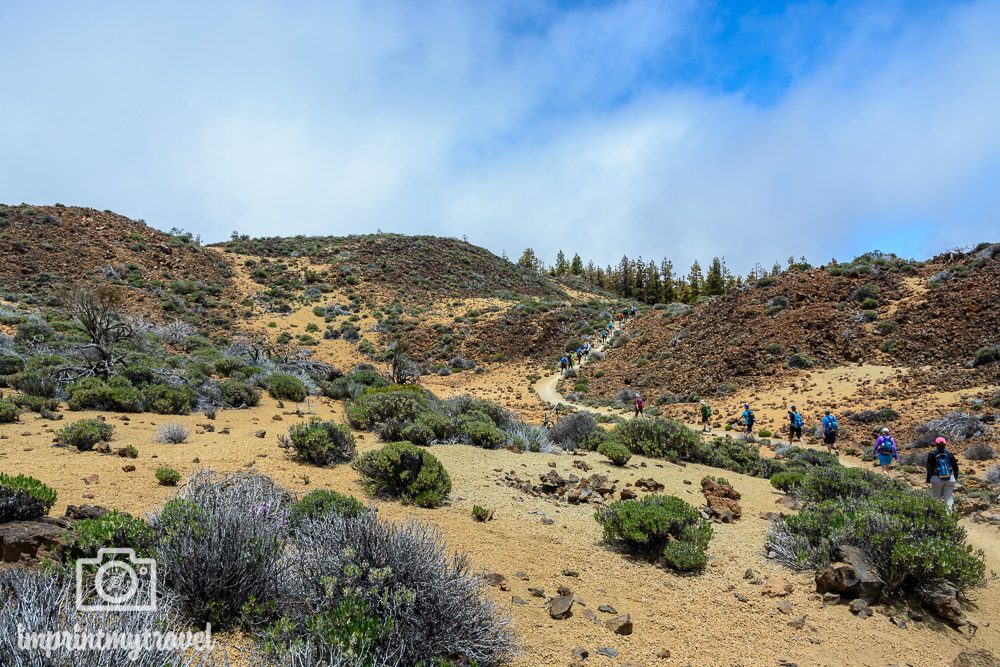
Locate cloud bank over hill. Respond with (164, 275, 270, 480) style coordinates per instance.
(1, 0, 998, 273)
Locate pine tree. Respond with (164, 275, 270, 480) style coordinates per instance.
(686, 261, 703, 302)
(705, 257, 725, 296)
(661, 259, 675, 303)
(517, 248, 543, 273)
(570, 253, 584, 276)
(555, 250, 569, 276)
(645, 260, 661, 304)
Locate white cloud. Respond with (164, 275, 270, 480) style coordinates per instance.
(0, 0, 998, 274)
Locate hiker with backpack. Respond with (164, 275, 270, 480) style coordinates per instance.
(576, 347, 584, 365)
(873, 427, 898, 476)
(631, 304, 637, 319)
(700, 401, 712, 432)
(634, 394, 645, 419)
(567, 353, 574, 369)
(741, 404, 755, 435)
(787, 406, 804, 444)
(821, 410, 839, 454)
(926, 437, 959, 512)
(560, 355, 568, 372)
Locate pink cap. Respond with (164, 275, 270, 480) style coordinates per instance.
(935, 437, 948, 445)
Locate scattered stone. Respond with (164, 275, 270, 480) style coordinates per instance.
(562, 568, 579, 577)
(598, 604, 617, 614)
(572, 460, 592, 472)
(548, 462, 557, 468)
(571, 646, 589, 661)
(528, 587, 545, 598)
(890, 616, 908, 629)
(952, 649, 1000, 667)
(656, 648, 672, 660)
(65, 505, 109, 521)
(255, 430, 266, 438)
(916, 580, 966, 627)
(511, 596, 529, 606)
(596, 647, 619, 659)
(484, 573, 508, 590)
(82, 474, 99, 485)
(272, 415, 282, 421)
(787, 615, 807, 630)
(192, 457, 200, 464)
(814, 545, 883, 602)
(93, 442, 112, 454)
(514, 571, 529, 581)
(822, 593, 841, 606)
(582, 608, 599, 623)
(734, 592, 749, 603)
(557, 585, 573, 597)
(761, 577, 793, 598)
(620, 488, 638, 500)
(635, 477, 665, 492)
(848, 599, 872, 618)
(701, 476, 742, 522)
(541, 518, 555, 525)
(777, 600, 793, 615)
(548, 595, 574, 620)
(122, 464, 136, 472)
(606, 614, 632, 636)
(683, 479, 692, 485)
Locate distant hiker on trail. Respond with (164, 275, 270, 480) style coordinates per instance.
(576, 347, 583, 364)
(567, 353, 574, 369)
(787, 406, 804, 444)
(873, 427, 898, 476)
(700, 401, 712, 432)
(634, 394, 645, 419)
(560, 355, 568, 371)
(821, 410, 839, 454)
(583, 342, 591, 356)
(926, 437, 959, 512)
(741, 404, 755, 435)
(631, 304, 637, 318)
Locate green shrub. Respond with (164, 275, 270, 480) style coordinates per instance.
(610, 418, 701, 460)
(288, 489, 366, 525)
(8, 394, 59, 413)
(142, 383, 197, 414)
(66, 511, 154, 566)
(770, 471, 805, 493)
(598, 440, 632, 466)
(156, 466, 182, 486)
(57, 418, 114, 450)
(400, 421, 435, 446)
(695, 437, 778, 478)
(860, 298, 879, 310)
(758, 429, 772, 438)
(798, 466, 905, 503)
(66, 376, 143, 412)
(0, 354, 25, 375)
(319, 369, 387, 400)
(353, 442, 452, 508)
(120, 444, 139, 459)
(973, 345, 1000, 367)
(10, 367, 60, 398)
(0, 400, 21, 423)
(266, 373, 309, 402)
(457, 418, 506, 448)
(595, 495, 712, 571)
(472, 505, 493, 522)
(787, 353, 818, 369)
(219, 379, 261, 407)
(213, 357, 246, 377)
(346, 385, 430, 430)
(285, 419, 357, 465)
(579, 428, 610, 452)
(0, 473, 57, 522)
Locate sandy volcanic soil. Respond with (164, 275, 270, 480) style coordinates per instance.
(2, 386, 999, 666)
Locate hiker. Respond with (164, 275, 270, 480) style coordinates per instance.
(543, 408, 557, 431)
(576, 347, 583, 365)
(926, 437, 959, 512)
(567, 353, 574, 369)
(700, 401, 712, 432)
(583, 342, 591, 356)
(741, 403, 755, 435)
(873, 427, 898, 476)
(787, 405, 804, 444)
(634, 394, 645, 419)
(821, 410, 839, 454)
(631, 304, 637, 319)
(560, 355, 568, 372)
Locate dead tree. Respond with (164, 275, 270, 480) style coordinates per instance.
(389, 339, 418, 385)
(60, 286, 138, 377)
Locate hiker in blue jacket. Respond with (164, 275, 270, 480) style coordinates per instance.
(821, 410, 839, 455)
(787, 406, 804, 444)
(740, 404, 755, 435)
(560, 355, 568, 371)
(873, 427, 898, 476)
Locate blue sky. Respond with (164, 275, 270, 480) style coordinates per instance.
(1, 0, 998, 274)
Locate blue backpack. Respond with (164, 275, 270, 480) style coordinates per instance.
(936, 452, 953, 479)
(825, 415, 839, 434)
(879, 436, 895, 455)
(791, 412, 803, 428)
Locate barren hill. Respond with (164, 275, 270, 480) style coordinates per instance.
(581, 248, 1000, 403)
(0, 204, 238, 329)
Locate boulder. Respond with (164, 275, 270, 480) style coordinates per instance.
(700, 477, 741, 500)
(815, 546, 882, 602)
(762, 577, 794, 597)
(0, 521, 64, 563)
(952, 649, 1000, 667)
(848, 598, 872, 618)
(916, 580, 966, 627)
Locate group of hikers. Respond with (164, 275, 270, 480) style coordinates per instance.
(740, 403, 959, 511)
(552, 304, 960, 512)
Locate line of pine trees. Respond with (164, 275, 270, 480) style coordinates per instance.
(516, 248, 810, 305)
